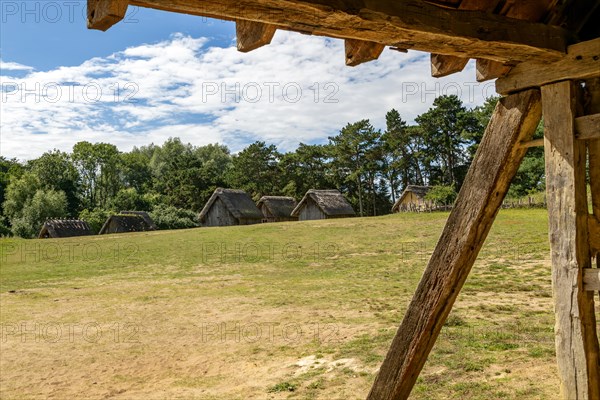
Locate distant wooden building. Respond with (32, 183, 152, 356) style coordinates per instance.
(199, 188, 263, 227)
(38, 219, 94, 239)
(256, 196, 298, 223)
(392, 186, 433, 213)
(120, 210, 158, 230)
(291, 189, 355, 221)
(99, 214, 156, 235)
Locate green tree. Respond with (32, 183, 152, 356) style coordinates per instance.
(30, 150, 80, 216)
(279, 143, 333, 199)
(149, 138, 205, 210)
(381, 109, 409, 203)
(72, 142, 121, 209)
(10, 189, 67, 238)
(415, 95, 479, 188)
(329, 120, 380, 216)
(227, 141, 281, 200)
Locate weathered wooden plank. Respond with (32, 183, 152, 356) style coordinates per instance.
(87, 0, 128, 31)
(520, 138, 545, 148)
(368, 89, 542, 400)
(589, 215, 600, 256)
(123, 0, 570, 63)
(497, 38, 600, 94)
(476, 59, 512, 82)
(575, 113, 600, 141)
(583, 269, 600, 292)
(345, 39, 385, 66)
(236, 20, 277, 52)
(542, 80, 600, 400)
(430, 54, 469, 77)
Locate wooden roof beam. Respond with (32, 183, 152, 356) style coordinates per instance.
(345, 39, 385, 66)
(105, 0, 572, 63)
(88, 0, 128, 31)
(236, 20, 277, 52)
(496, 37, 600, 94)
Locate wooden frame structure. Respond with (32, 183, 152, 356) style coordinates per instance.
(87, 0, 600, 398)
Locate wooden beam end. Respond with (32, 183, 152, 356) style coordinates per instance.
(345, 39, 385, 67)
(476, 59, 512, 82)
(87, 0, 128, 31)
(431, 54, 469, 78)
(236, 20, 277, 53)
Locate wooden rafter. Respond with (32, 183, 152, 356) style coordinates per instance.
(368, 89, 542, 400)
(88, 0, 571, 63)
(496, 37, 600, 95)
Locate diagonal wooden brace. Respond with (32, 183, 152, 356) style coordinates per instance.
(367, 89, 542, 400)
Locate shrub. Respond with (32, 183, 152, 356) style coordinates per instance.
(149, 204, 199, 230)
(79, 208, 112, 234)
(425, 185, 457, 207)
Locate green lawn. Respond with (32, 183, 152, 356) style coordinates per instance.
(0, 209, 586, 399)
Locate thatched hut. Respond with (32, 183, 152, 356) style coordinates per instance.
(392, 186, 434, 213)
(199, 188, 263, 227)
(38, 219, 94, 239)
(256, 196, 298, 223)
(120, 210, 158, 230)
(99, 214, 155, 235)
(291, 189, 355, 221)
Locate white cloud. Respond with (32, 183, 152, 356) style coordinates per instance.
(0, 31, 494, 160)
(0, 59, 35, 71)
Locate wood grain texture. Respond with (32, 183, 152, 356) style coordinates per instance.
(476, 59, 512, 82)
(124, 0, 569, 63)
(575, 113, 600, 140)
(583, 268, 600, 291)
(345, 39, 385, 66)
(430, 54, 468, 77)
(542, 80, 600, 400)
(87, 0, 128, 31)
(497, 38, 600, 94)
(236, 20, 277, 52)
(367, 89, 542, 400)
(589, 215, 600, 256)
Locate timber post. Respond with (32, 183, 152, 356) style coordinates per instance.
(542, 80, 600, 399)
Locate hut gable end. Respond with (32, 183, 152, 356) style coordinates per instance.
(291, 189, 355, 220)
(99, 214, 155, 235)
(199, 188, 263, 226)
(256, 196, 298, 222)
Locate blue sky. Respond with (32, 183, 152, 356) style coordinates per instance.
(1, 2, 492, 160)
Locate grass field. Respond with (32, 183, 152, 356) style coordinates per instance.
(1, 209, 598, 399)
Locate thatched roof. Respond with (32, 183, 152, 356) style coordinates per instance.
(392, 186, 432, 212)
(199, 188, 263, 222)
(256, 196, 297, 218)
(99, 214, 154, 235)
(291, 189, 355, 217)
(120, 211, 157, 230)
(38, 219, 93, 239)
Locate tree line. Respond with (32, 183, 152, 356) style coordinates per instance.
(0, 95, 546, 238)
